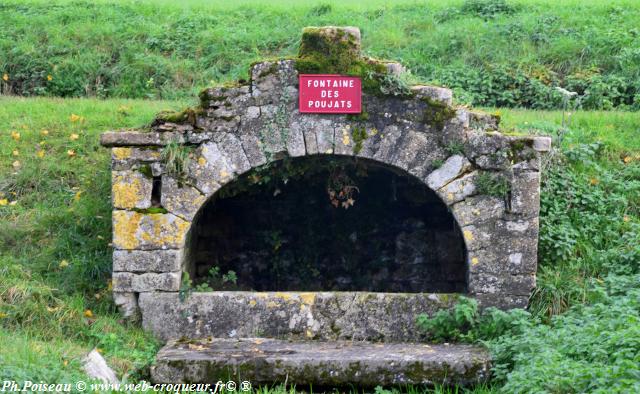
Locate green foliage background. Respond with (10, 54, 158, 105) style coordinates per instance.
(1, 0, 640, 109)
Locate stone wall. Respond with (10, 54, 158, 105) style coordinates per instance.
(101, 26, 550, 336)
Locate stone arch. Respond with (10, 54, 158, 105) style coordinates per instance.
(101, 26, 550, 331)
(183, 153, 469, 293)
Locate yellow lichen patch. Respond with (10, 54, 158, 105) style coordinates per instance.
(198, 157, 207, 166)
(146, 214, 190, 248)
(463, 230, 474, 241)
(275, 292, 293, 302)
(266, 301, 279, 308)
(299, 292, 316, 305)
(342, 130, 350, 145)
(471, 257, 479, 266)
(112, 147, 132, 160)
(248, 300, 257, 307)
(112, 174, 142, 209)
(305, 329, 314, 338)
(112, 211, 143, 250)
(115, 212, 190, 249)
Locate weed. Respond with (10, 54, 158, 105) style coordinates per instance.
(444, 141, 465, 155)
(475, 172, 510, 198)
(161, 140, 191, 180)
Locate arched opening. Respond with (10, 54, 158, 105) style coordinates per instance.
(184, 156, 467, 293)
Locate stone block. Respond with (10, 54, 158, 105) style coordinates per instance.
(112, 272, 181, 292)
(111, 170, 153, 210)
(426, 155, 472, 190)
(452, 195, 505, 227)
(510, 171, 540, 217)
(468, 273, 535, 296)
(113, 249, 182, 272)
(436, 171, 478, 205)
(161, 176, 206, 221)
(112, 211, 190, 250)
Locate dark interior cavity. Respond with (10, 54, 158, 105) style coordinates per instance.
(185, 156, 467, 293)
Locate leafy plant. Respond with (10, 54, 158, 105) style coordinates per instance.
(193, 266, 238, 292)
(415, 296, 531, 343)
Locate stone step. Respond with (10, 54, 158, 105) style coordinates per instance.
(151, 338, 491, 387)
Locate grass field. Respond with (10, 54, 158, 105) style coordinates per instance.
(1, 0, 639, 108)
(1, 96, 638, 391)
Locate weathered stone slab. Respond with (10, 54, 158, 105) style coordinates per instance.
(436, 171, 478, 205)
(452, 195, 505, 227)
(468, 272, 535, 296)
(111, 147, 162, 170)
(189, 141, 235, 195)
(410, 85, 453, 106)
(111, 171, 153, 210)
(161, 176, 206, 221)
(151, 338, 491, 387)
(138, 292, 459, 342)
(214, 133, 252, 175)
(426, 155, 471, 190)
(112, 211, 190, 250)
(112, 272, 181, 292)
(101, 131, 185, 147)
(113, 249, 182, 272)
(510, 171, 540, 217)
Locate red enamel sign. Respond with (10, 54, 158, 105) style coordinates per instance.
(299, 74, 361, 114)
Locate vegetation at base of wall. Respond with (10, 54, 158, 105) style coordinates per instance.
(0, 97, 638, 392)
(415, 297, 531, 343)
(1, 0, 639, 109)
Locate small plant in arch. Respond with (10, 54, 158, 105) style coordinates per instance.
(161, 140, 191, 181)
(476, 171, 511, 198)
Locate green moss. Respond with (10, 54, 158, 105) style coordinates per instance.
(156, 107, 202, 125)
(422, 98, 456, 131)
(346, 109, 369, 121)
(351, 126, 368, 154)
(294, 27, 395, 95)
(133, 207, 168, 214)
(138, 164, 153, 179)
